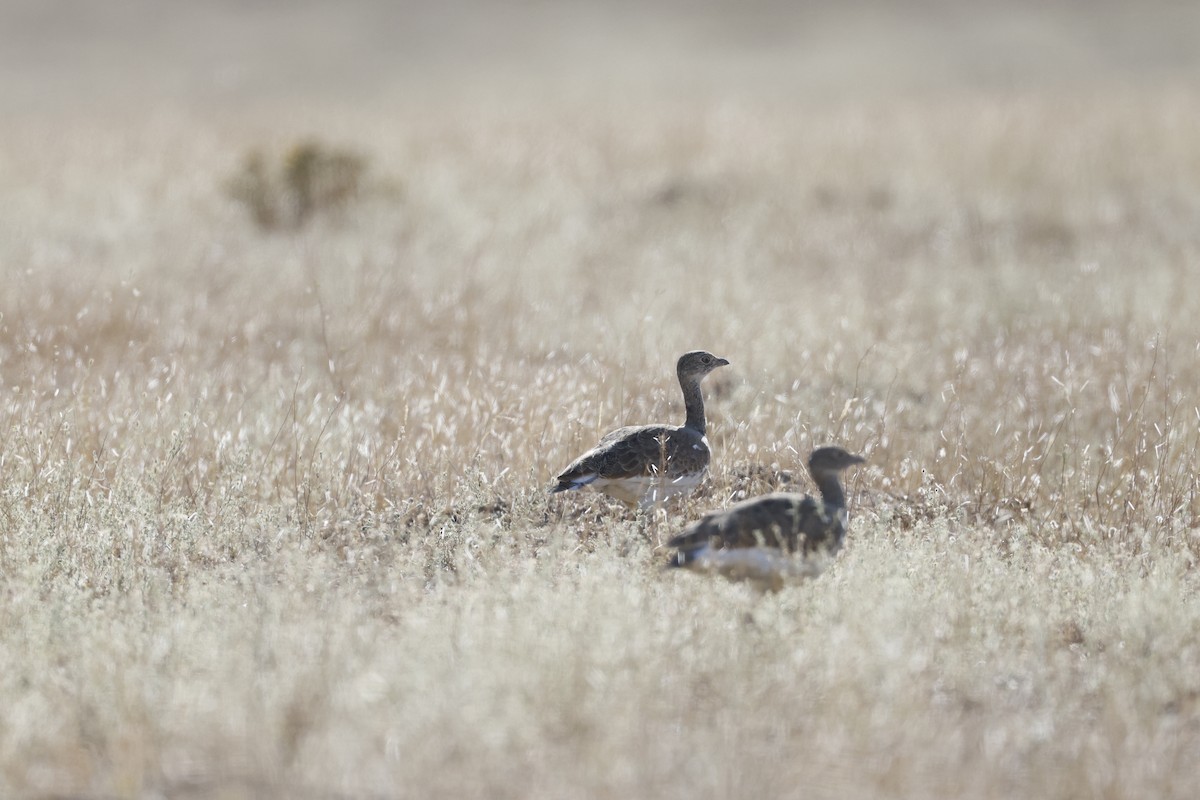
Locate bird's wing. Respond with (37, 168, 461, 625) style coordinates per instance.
(669, 493, 833, 554)
(556, 425, 709, 483)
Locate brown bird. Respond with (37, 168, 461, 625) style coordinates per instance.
(667, 446, 866, 574)
(551, 350, 730, 508)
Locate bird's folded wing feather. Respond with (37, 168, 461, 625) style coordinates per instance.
(558, 425, 708, 481)
(669, 493, 827, 553)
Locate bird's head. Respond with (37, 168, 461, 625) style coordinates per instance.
(677, 350, 730, 381)
(808, 446, 867, 475)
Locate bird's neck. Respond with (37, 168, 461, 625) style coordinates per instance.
(812, 470, 847, 512)
(679, 373, 706, 434)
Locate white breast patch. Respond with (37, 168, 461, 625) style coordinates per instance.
(682, 546, 827, 587)
(593, 470, 707, 508)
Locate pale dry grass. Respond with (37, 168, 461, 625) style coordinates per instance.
(3, 45, 1200, 800)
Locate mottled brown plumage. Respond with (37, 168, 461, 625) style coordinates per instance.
(668, 446, 865, 568)
(551, 350, 730, 507)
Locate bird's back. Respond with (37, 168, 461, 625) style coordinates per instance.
(554, 424, 710, 486)
(668, 491, 843, 558)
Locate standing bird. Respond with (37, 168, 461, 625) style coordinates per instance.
(551, 350, 730, 508)
(667, 446, 866, 581)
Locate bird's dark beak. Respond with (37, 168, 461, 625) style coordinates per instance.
(715, 357, 730, 367)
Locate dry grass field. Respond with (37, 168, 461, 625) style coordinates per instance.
(3, 2, 1200, 798)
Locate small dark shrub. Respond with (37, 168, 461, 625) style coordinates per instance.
(227, 140, 366, 230)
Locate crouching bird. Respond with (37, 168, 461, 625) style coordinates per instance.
(667, 446, 866, 588)
(550, 350, 729, 508)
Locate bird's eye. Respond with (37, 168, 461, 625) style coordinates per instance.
(702, 356, 712, 364)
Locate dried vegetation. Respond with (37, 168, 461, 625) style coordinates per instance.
(2, 46, 1200, 800)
